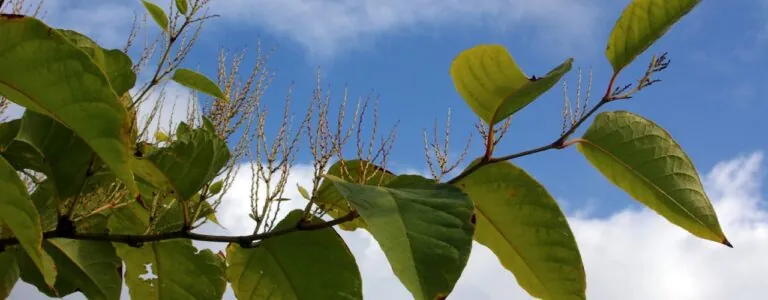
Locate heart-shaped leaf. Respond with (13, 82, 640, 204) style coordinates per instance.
(451, 44, 572, 125)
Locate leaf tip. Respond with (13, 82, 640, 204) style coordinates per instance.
(721, 237, 733, 248)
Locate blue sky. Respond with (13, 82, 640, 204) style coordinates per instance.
(4, 0, 768, 299)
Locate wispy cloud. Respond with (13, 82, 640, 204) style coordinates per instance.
(211, 0, 607, 59)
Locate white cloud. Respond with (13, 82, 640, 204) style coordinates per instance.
(211, 0, 606, 59)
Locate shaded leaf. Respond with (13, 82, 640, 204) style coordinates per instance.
(172, 68, 227, 100)
(0, 15, 137, 195)
(0, 155, 56, 286)
(154, 195, 219, 232)
(15, 239, 122, 300)
(455, 160, 586, 299)
(0, 119, 20, 149)
(108, 204, 227, 300)
(208, 180, 223, 196)
(9, 111, 93, 199)
(0, 251, 19, 299)
(227, 210, 362, 300)
(326, 174, 474, 300)
(606, 0, 701, 72)
(141, 0, 169, 32)
(132, 127, 230, 202)
(451, 44, 572, 125)
(315, 160, 395, 231)
(577, 111, 728, 245)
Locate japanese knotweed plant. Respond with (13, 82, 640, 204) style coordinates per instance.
(0, 0, 731, 299)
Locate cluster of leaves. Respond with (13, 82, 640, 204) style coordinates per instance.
(0, 0, 731, 299)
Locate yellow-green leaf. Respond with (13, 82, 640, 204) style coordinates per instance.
(0, 155, 56, 286)
(0, 16, 137, 195)
(451, 44, 572, 125)
(456, 160, 586, 299)
(326, 174, 474, 300)
(175, 0, 189, 15)
(227, 210, 362, 300)
(577, 111, 729, 246)
(58, 29, 137, 96)
(154, 130, 171, 143)
(141, 0, 169, 32)
(208, 180, 223, 195)
(606, 0, 701, 72)
(297, 184, 311, 200)
(172, 68, 227, 100)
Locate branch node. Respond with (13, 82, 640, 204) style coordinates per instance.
(126, 239, 144, 248)
(55, 216, 76, 238)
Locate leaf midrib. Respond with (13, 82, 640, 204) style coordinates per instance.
(578, 139, 706, 229)
(473, 204, 551, 299)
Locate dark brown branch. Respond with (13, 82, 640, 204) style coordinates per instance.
(0, 211, 358, 249)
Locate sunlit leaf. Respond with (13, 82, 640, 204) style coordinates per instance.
(455, 160, 586, 299)
(108, 203, 227, 300)
(606, 0, 701, 72)
(0, 155, 56, 286)
(0, 15, 137, 195)
(326, 174, 474, 300)
(227, 210, 362, 300)
(58, 29, 136, 96)
(577, 111, 729, 246)
(172, 68, 227, 100)
(315, 159, 395, 231)
(451, 44, 572, 125)
(141, 0, 169, 32)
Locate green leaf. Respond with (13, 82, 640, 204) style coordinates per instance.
(450, 44, 573, 125)
(227, 210, 362, 300)
(30, 180, 57, 231)
(141, 0, 170, 32)
(0, 15, 137, 195)
(58, 29, 137, 96)
(154, 195, 219, 232)
(208, 180, 223, 195)
(315, 159, 395, 231)
(0, 155, 56, 286)
(0, 251, 19, 299)
(455, 160, 586, 299)
(108, 204, 227, 300)
(9, 111, 94, 198)
(577, 111, 729, 245)
(606, 0, 701, 72)
(297, 184, 311, 200)
(172, 68, 227, 100)
(175, 0, 189, 15)
(326, 174, 475, 300)
(0, 119, 20, 149)
(132, 127, 230, 202)
(15, 239, 122, 300)
(176, 122, 191, 138)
